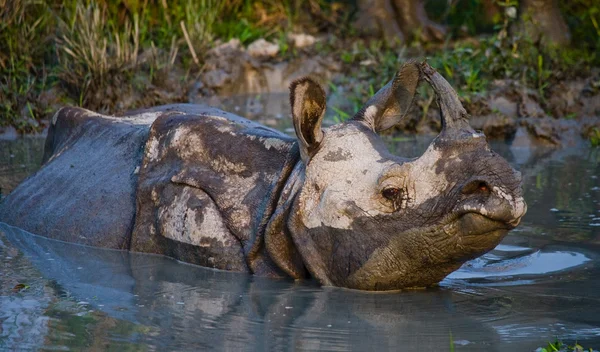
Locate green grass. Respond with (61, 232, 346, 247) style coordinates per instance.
(346, 19, 597, 100)
(449, 333, 597, 352)
(0, 0, 329, 132)
(538, 339, 597, 352)
(0, 0, 598, 133)
(589, 128, 600, 147)
(331, 0, 599, 117)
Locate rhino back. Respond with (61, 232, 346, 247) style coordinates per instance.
(0, 107, 153, 249)
(131, 107, 300, 273)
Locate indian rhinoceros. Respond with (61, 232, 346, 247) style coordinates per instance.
(0, 62, 526, 291)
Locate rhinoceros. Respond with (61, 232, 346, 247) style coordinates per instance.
(0, 62, 526, 290)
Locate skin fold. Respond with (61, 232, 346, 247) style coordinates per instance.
(0, 62, 526, 291)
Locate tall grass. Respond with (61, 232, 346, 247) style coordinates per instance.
(0, 0, 54, 132)
(0, 0, 598, 133)
(0, 0, 322, 131)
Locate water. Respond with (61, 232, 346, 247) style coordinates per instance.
(0, 138, 44, 198)
(1, 98, 599, 351)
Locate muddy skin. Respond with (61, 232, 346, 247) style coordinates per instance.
(0, 62, 526, 291)
(283, 63, 525, 290)
(0, 107, 150, 248)
(130, 105, 302, 275)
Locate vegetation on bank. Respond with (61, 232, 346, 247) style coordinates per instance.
(537, 339, 598, 352)
(0, 0, 599, 134)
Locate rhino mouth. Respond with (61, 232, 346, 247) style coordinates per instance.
(343, 212, 513, 290)
(457, 212, 514, 237)
(450, 212, 512, 263)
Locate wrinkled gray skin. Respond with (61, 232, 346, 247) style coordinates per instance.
(0, 62, 526, 291)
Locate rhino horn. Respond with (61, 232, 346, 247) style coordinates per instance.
(353, 60, 421, 132)
(419, 61, 475, 134)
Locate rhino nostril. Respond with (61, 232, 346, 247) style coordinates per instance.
(462, 180, 491, 195)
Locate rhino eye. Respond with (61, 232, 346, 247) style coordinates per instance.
(382, 187, 407, 211)
(382, 187, 401, 200)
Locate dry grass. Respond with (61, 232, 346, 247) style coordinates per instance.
(56, 2, 141, 106)
(0, 0, 597, 133)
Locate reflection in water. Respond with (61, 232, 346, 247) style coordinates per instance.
(1, 94, 600, 351)
(448, 245, 591, 280)
(1, 223, 600, 351)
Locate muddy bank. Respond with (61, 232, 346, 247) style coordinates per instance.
(193, 39, 600, 148)
(404, 75, 600, 148)
(2, 37, 598, 147)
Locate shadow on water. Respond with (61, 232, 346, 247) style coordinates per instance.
(1, 94, 600, 351)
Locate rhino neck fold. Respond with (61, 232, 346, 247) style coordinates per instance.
(247, 143, 309, 279)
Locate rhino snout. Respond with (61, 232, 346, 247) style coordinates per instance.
(456, 176, 527, 231)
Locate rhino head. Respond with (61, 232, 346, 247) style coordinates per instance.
(275, 62, 526, 291)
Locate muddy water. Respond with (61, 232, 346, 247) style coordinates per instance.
(0, 138, 44, 199)
(1, 97, 599, 351)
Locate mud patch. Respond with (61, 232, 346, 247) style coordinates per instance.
(193, 39, 340, 97)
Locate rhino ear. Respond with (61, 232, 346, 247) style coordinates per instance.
(290, 77, 327, 163)
(353, 61, 421, 132)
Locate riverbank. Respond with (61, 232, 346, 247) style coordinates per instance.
(1, 0, 599, 147)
